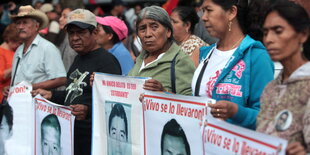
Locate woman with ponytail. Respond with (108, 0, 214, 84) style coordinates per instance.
(192, 0, 274, 129)
(257, 0, 310, 154)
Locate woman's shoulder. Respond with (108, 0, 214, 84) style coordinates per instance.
(186, 35, 208, 46)
(181, 35, 208, 55)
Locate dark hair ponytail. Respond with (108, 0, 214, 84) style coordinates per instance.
(211, 0, 270, 41)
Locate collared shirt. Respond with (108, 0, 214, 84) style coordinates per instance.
(108, 42, 134, 76)
(11, 34, 66, 86)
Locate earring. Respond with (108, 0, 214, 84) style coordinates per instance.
(228, 21, 232, 32)
(300, 45, 304, 52)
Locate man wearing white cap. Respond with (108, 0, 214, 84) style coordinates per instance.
(32, 8, 121, 155)
(10, 5, 66, 90)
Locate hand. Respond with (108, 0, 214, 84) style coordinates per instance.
(286, 142, 306, 155)
(31, 89, 52, 99)
(2, 86, 10, 97)
(208, 100, 238, 120)
(143, 79, 165, 92)
(139, 93, 144, 103)
(90, 72, 95, 87)
(70, 104, 88, 120)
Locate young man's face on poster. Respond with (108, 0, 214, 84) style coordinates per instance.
(162, 134, 187, 155)
(109, 116, 127, 155)
(41, 126, 61, 155)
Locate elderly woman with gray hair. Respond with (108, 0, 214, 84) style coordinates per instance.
(128, 6, 195, 95)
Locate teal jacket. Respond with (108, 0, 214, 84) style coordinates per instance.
(199, 35, 274, 129)
(129, 42, 195, 95)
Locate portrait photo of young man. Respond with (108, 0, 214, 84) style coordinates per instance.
(40, 114, 62, 155)
(161, 119, 190, 155)
(106, 102, 132, 155)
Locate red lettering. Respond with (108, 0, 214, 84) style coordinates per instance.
(145, 99, 160, 111)
(207, 129, 222, 147)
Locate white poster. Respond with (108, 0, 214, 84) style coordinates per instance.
(143, 91, 214, 155)
(92, 73, 148, 155)
(5, 81, 34, 155)
(34, 95, 75, 155)
(203, 112, 288, 155)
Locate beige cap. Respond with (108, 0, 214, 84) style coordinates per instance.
(66, 9, 97, 29)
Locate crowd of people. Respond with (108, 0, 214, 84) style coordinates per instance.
(0, 0, 309, 154)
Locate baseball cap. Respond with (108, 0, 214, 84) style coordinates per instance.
(96, 16, 128, 40)
(66, 9, 97, 29)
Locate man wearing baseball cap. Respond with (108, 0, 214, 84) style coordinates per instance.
(96, 16, 134, 75)
(32, 9, 121, 155)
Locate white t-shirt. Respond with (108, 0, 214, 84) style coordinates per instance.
(139, 53, 165, 72)
(192, 46, 237, 97)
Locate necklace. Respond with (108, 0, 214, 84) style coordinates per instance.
(231, 36, 244, 49)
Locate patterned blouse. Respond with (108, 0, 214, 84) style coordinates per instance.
(180, 35, 208, 56)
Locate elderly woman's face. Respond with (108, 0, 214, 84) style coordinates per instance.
(137, 19, 171, 53)
(263, 11, 308, 62)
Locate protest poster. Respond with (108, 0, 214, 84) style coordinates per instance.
(143, 91, 214, 155)
(203, 113, 288, 155)
(92, 73, 149, 155)
(4, 81, 34, 155)
(34, 95, 75, 155)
